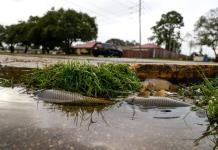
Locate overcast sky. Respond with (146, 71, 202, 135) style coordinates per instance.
(0, 0, 218, 56)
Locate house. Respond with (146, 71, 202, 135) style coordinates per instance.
(73, 41, 97, 55)
(131, 43, 166, 58)
(132, 43, 165, 51)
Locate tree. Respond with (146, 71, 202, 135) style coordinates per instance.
(3, 22, 32, 53)
(106, 38, 126, 46)
(27, 16, 43, 50)
(3, 8, 98, 54)
(106, 38, 139, 46)
(60, 10, 97, 53)
(28, 8, 98, 54)
(0, 25, 5, 48)
(4, 24, 18, 53)
(14, 21, 32, 53)
(194, 8, 218, 61)
(76, 12, 97, 42)
(184, 32, 196, 55)
(125, 40, 139, 46)
(150, 11, 184, 52)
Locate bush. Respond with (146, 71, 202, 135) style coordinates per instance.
(22, 62, 141, 98)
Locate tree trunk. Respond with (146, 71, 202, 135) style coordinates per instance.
(165, 42, 170, 51)
(215, 54, 218, 62)
(213, 48, 218, 62)
(42, 46, 46, 54)
(46, 49, 50, 54)
(24, 46, 28, 53)
(10, 45, 14, 53)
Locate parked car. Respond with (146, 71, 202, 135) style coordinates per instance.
(92, 43, 123, 57)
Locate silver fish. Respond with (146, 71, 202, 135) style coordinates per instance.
(34, 89, 113, 105)
(125, 96, 191, 107)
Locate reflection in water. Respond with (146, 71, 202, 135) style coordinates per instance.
(195, 109, 207, 118)
(0, 87, 215, 150)
(42, 103, 110, 130)
(195, 123, 218, 150)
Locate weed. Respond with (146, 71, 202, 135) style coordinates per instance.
(195, 74, 218, 122)
(0, 78, 13, 87)
(178, 73, 218, 122)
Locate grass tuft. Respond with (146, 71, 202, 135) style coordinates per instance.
(22, 62, 141, 98)
(191, 74, 218, 122)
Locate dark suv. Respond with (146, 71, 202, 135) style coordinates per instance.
(92, 43, 123, 57)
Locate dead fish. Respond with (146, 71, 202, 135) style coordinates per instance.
(125, 96, 191, 107)
(34, 89, 113, 105)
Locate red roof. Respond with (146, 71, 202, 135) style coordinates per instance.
(133, 43, 165, 50)
(74, 41, 97, 49)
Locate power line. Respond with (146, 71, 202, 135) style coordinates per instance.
(64, 0, 140, 25)
(113, 0, 138, 6)
(110, 0, 136, 8)
(64, 0, 114, 23)
(63, 0, 154, 43)
(83, 0, 142, 18)
(65, 0, 144, 25)
(78, 1, 128, 17)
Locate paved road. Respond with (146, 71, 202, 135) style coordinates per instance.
(0, 54, 217, 68)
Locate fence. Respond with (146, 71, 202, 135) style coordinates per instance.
(123, 49, 189, 60)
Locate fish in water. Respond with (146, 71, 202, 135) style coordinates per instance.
(34, 89, 114, 105)
(125, 96, 191, 107)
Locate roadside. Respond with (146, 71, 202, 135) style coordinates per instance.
(0, 53, 217, 69)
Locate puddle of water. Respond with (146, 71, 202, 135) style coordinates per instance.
(0, 87, 215, 150)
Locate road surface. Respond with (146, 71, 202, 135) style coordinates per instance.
(0, 54, 217, 68)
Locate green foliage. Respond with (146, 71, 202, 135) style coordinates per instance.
(4, 24, 17, 45)
(0, 25, 5, 47)
(150, 11, 184, 52)
(178, 74, 218, 122)
(194, 8, 218, 61)
(106, 38, 126, 46)
(191, 75, 218, 122)
(0, 78, 13, 87)
(2, 8, 98, 53)
(22, 62, 141, 98)
(106, 38, 138, 47)
(199, 76, 218, 121)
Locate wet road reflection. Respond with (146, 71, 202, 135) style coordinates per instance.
(0, 87, 215, 150)
(194, 123, 218, 150)
(44, 104, 110, 130)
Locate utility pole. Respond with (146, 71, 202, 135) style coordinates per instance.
(139, 0, 142, 58)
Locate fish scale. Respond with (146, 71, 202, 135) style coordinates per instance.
(35, 89, 113, 105)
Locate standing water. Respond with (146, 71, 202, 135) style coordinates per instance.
(0, 87, 216, 150)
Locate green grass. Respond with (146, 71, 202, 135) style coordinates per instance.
(199, 76, 218, 122)
(178, 73, 218, 122)
(188, 74, 218, 122)
(0, 78, 13, 87)
(22, 62, 141, 98)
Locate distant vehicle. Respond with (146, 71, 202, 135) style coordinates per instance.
(92, 42, 123, 57)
